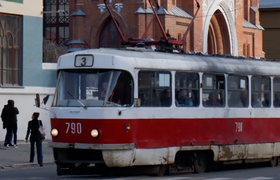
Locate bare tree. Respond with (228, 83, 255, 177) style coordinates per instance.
(43, 38, 68, 63)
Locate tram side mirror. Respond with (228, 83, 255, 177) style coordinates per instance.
(42, 95, 50, 105)
(134, 98, 141, 107)
(35, 93, 40, 107)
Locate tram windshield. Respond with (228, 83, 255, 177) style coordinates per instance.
(53, 70, 133, 107)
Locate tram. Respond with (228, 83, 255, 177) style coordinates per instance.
(48, 48, 280, 175)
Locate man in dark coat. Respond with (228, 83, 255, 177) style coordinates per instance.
(4, 100, 19, 148)
(1, 101, 13, 147)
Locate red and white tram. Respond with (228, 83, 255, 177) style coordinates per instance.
(49, 48, 280, 175)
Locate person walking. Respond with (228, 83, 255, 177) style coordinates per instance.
(2, 100, 19, 148)
(25, 112, 43, 167)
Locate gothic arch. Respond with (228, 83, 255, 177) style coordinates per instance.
(203, 0, 238, 55)
(208, 23, 217, 54)
(207, 9, 230, 54)
(90, 9, 130, 48)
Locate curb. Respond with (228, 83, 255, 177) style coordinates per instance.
(0, 161, 54, 169)
(0, 140, 51, 145)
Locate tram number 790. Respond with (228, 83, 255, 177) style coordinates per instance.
(235, 122, 243, 132)
(65, 122, 82, 134)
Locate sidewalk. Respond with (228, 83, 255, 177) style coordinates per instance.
(0, 140, 54, 169)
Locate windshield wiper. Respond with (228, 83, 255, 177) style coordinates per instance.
(66, 91, 87, 109)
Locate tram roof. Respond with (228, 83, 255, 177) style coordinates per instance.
(59, 48, 280, 76)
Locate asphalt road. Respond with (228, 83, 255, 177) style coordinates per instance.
(1, 163, 280, 180)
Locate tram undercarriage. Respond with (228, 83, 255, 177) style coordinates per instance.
(53, 147, 279, 176)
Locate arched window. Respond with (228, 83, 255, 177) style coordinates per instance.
(99, 18, 122, 48)
(0, 14, 21, 86)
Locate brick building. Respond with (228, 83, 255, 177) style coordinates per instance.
(67, 0, 264, 58)
(259, 0, 280, 60)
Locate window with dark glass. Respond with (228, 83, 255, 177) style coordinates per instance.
(0, 14, 21, 86)
(138, 71, 171, 107)
(227, 75, 248, 108)
(273, 78, 280, 108)
(43, 0, 69, 46)
(99, 18, 122, 48)
(251, 76, 270, 108)
(175, 72, 199, 107)
(202, 74, 224, 107)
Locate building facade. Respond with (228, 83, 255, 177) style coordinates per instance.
(0, 0, 56, 141)
(259, 0, 280, 61)
(67, 0, 264, 58)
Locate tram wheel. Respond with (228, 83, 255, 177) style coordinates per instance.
(155, 165, 167, 176)
(194, 152, 207, 173)
(269, 157, 278, 167)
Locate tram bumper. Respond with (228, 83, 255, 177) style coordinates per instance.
(50, 142, 178, 167)
(50, 142, 135, 167)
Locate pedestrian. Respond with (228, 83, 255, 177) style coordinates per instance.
(2, 100, 19, 148)
(1, 101, 13, 147)
(25, 112, 43, 167)
(177, 89, 193, 107)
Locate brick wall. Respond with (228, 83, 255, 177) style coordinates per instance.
(69, 0, 263, 57)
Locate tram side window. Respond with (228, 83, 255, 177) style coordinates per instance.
(138, 71, 171, 107)
(96, 71, 133, 106)
(273, 78, 280, 107)
(251, 76, 270, 108)
(202, 74, 224, 107)
(175, 72, 199, 107)
(228, 75, 248, 108)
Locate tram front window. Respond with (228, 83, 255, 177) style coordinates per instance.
(53, 70, 133, 107)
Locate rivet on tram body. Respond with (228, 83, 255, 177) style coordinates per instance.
(124, 122, 130, 132)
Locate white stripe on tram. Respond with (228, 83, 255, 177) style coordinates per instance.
(244, 177, 274, 180)
(160, 178, 193, 180)
(93, 177, 274, 180)
(203, 178, 232, 180)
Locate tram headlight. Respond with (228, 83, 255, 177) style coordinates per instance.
(91, 129, 99, 138)
(51, 128, 59, 137)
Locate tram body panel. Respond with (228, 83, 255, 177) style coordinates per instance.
(210, 143, 280, 161)
(102, 150, 134, 167)
(101, 147, 180, 167)
(50, 108, 280, 148)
